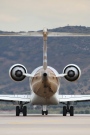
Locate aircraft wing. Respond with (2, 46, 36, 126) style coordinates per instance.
(0, 95, 31, 102)
(59, 95, 90, 102)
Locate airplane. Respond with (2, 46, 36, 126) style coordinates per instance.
(0, 28, 90, 116)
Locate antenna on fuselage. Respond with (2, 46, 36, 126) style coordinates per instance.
(43, 28, 48, 71)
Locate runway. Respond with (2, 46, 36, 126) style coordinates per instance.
(0, 114, 90, 135)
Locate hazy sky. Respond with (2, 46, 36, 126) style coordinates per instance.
(0, 0, 90, 31)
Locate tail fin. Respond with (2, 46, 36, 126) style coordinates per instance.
(43, 28, 48, 71)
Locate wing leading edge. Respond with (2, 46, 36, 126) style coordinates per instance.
(59, 95, 90, 102)
(0, 95, 90, 102)
(0, 95, 31, 102)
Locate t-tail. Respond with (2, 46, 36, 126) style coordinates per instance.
(43, 28, 48, 71)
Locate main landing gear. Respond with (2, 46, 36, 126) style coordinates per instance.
(42, 105, 48, 115)
(16, 102, 27, 116)
(63, 102, 74, 116)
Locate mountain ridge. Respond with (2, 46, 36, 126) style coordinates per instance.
(0, 26, 90, 95)
(1, 25, 90, 33)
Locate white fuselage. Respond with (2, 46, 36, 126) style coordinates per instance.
(29, 66, 60, 105)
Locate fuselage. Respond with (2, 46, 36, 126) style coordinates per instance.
(30, 66, 60, 105)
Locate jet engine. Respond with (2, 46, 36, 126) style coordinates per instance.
(9, 64, 27, 81)
(63, 64, 81, 82)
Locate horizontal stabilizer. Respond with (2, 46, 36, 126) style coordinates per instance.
(48, 32, 90, 37)
(0, 32, 42, 37)
(0, 32, 90, 37)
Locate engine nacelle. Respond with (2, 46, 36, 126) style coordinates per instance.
(9, 64, 27, 81)
(63, 64, 81, 82)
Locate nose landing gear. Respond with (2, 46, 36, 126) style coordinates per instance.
(42, 110, 48, 115)
(42, 105, 48, 115)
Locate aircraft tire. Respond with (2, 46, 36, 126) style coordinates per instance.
(70, 106, 74, 116)
(42, 110, 44, 115)
(63, 106, 67, 116)
(16, 106, 20, 116)
(23, 106, 27, 116)
(42, 110, 48, 115)
(45, 110, 48, 115)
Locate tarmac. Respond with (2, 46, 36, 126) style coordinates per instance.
(0, 114, 90, 135)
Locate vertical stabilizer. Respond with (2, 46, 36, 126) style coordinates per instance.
(43, 28, 48, 71)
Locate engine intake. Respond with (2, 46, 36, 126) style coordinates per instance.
(63, 64, 81, 82)
(9, 64, 27, 81)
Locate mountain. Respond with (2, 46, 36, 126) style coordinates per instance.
(0, 26, 90, 95)
(49, 25, 90, 33)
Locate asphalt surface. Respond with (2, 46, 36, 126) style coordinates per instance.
(0, 114, 90, 135)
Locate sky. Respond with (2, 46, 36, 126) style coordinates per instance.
(0, 0, 90, 31)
